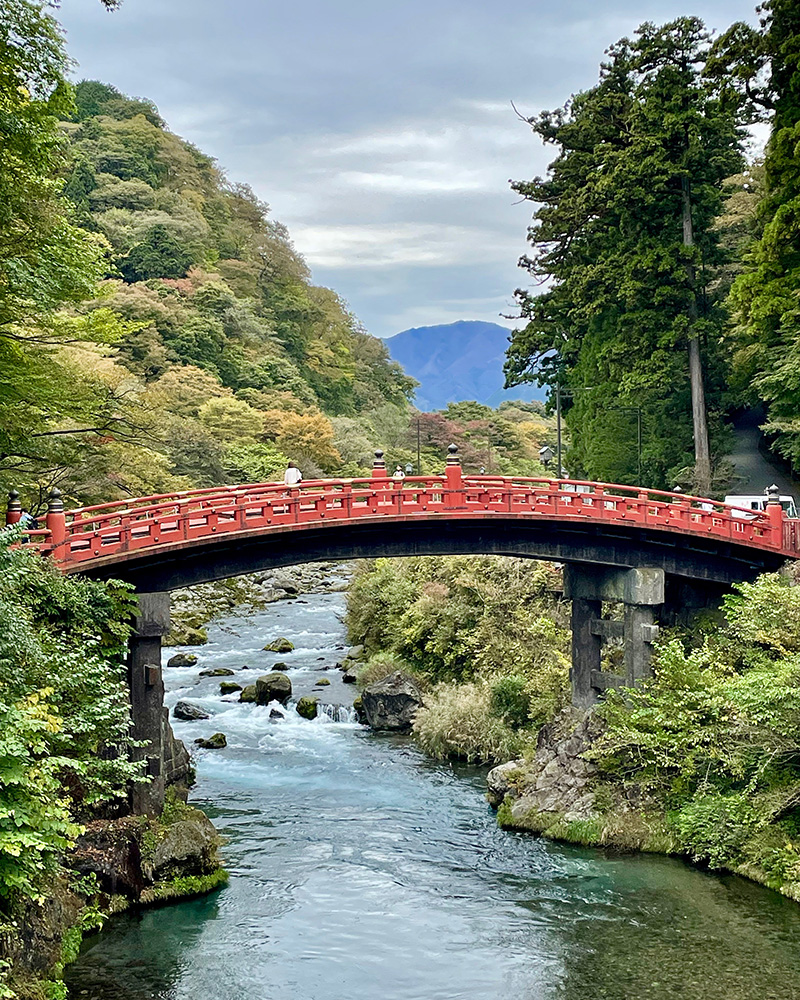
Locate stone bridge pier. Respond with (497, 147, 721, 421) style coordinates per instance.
(565, 564, 726, 708)
(129, 592, 190, 815)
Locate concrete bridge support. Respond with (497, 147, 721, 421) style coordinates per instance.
(565, 565, 665, 709)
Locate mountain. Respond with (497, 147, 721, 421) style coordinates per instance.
(384, 321, 545, 411)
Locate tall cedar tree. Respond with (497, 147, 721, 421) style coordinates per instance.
(505, 19, 744, 492)
(714, 1, 800, 467)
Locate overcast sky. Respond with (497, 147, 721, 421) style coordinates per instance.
(58, 0, 758, 339)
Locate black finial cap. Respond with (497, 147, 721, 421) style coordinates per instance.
(48, 488, 64, 512)
(373, 450, 386, 469)
(7, 490, 20, 510)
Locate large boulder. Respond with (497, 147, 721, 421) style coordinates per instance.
(296, 696, 319, 720)
(220, 681, 242, 695)
(239, 684, 257, 703)
(194, 733, 227, 750)
(263, 637, 294, 653)
(167, 652, 198, 668)
(361, 671, 423, 731)
(255, 672, 292, 705)
(173, 701, 210, 721)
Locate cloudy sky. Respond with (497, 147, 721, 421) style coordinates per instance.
(58, 0, 758, 339)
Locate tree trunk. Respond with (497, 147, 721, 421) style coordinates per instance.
(682, 176, 712, 496)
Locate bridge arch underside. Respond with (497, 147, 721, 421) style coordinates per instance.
(72, 514, 786, 593)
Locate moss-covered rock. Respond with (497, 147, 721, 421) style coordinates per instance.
(220, 681, 242, 695)
(315, 677, 331, 686)
(239, 684, 258, 703)
(255, 672, 292, 705)
(194, 733, 227, 750)
(166, 652, 198, 668)
(199, 667, 235, 677)
(263, 637, 294, 653)
(296, 696, 319, 720)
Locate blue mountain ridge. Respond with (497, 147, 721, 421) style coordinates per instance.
(384, 320, 545, 411)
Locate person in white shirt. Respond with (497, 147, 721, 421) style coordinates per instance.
(284, 462, 302, 486)
(392, 466, 405, 480)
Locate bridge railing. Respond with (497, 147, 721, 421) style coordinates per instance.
(8, 464, 798, 567)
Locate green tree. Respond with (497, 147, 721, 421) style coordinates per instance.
(505, 19, 744, 492)
(717, 1, 800, 466)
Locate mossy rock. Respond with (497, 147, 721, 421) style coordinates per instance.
(199, 668, 235, 677)
(167, 652, 198, 668)
(255, 672, 292, 705)
(194, 733, 227, 750)
(239, 684, 258, 703)
(353, 696, 365, 723)
(272, 661, 290, 670)
(296, 696, 319, 720)
(315, 677, 331, 686)
(220, 681, 242, 695)
(263, 637, 294, 653)
(166, 626, 208, 646)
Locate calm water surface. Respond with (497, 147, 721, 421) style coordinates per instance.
(66, 590, 800, 1000)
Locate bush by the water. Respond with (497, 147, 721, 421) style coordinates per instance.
(0, 526, 139, 908)
(596, 571, 800, 896)
(413, 682, 528, 764)
(346, 556, 570, 761)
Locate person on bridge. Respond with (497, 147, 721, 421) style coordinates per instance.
(284, 462, 302, 486)
(392, 465, 405, 481)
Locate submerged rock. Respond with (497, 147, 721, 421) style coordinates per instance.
(296, 696, 319, 720)
(361, 671, 422, 731)
(167, 652, 198, 668)
(194, 733, 227, 750)
(239, 684, 258, 703)
(173, 701, 211, 721)
(255, 672, 292, 705)
(269, 708, 285, 721)
(263, 637, 294, 653)
(272, 661, 290, 671)
(199, 667, 235, 677)
(315, 677, 331, 686)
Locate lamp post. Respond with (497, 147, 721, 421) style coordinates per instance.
(405, 463, 413, 476)
(539, 445, 554, 472)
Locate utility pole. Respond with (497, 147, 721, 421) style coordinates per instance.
(556, 385, 562, 479)
(682, 176, 711, 496)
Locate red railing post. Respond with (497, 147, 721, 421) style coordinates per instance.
(444, 444, 464, 508)
(5, 490, 22, 526)
(766, 484, 785, 547)
(45, 488, 66, 555)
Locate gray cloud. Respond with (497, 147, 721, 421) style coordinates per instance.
(60, 0, 759, 337)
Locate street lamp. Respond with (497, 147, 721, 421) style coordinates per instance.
(405, 463, 413, 476)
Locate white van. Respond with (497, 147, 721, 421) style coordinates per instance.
(723, 492, 799, 519)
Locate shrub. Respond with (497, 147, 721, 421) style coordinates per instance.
(489, 675, 531, 727)
(413, 682, 528, 764)
(356, 652, 414, 689)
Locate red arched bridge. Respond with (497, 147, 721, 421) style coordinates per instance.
(9, 447, 797, 813)
(8, 448, 798, 590)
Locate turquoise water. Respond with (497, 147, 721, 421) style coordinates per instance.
(66, 593, 800, 1000)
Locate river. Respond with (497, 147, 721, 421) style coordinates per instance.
(66, 586, 800, 1000)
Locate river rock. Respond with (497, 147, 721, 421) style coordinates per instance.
(342, 666, 359, 684)
(296, 696, 319, 720)
(194, 733, 227, 750)
(273, 571, 299, 594)
(263, 637, 294, 653)
(220, 681, 242, 695)
(199, 668, 235, 677)
(239, 684, 258, 703)
(255, 672, 292, 705)
(272, 661, 290, 671)
(315, 677, 331, 686)
(173, 701, 211, 721)
(269, 708, 285, 721)
(345, 644, 364, 661)
(361, 671, 423, 731)
(167, 652, 198, 668)
(486, 760, 525, 809)
(149, 811, 220, 881)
